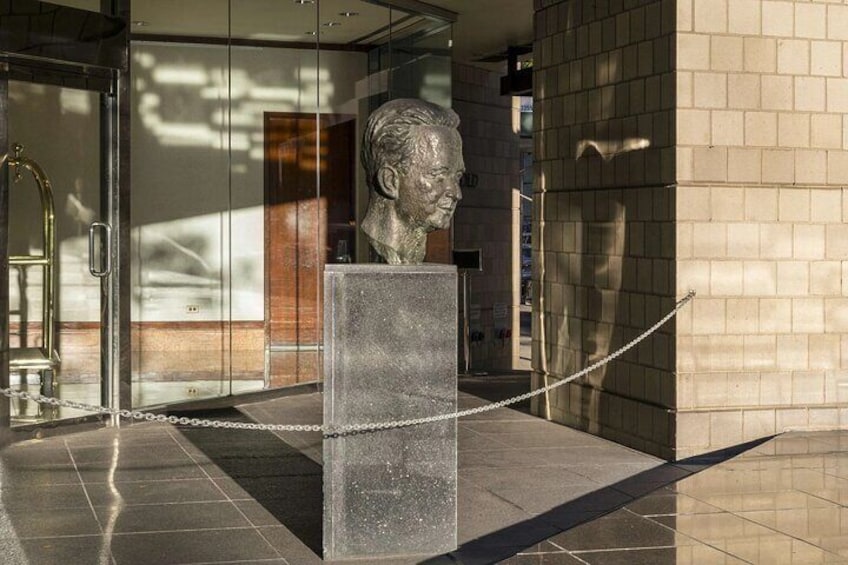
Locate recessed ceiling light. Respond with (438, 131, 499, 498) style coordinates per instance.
(322, 21, 341, 27)
(305, 31, 317, 35)
(293, 0, 315, 4)
(339, 11, 359, 17)
(131, 20, 149, 27)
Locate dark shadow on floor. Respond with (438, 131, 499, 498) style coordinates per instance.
(421, 437, 774, 565)
(458, 373, 532, 414)
(171, 408, 323, 555)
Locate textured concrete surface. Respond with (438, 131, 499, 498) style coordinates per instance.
(323, 264, 457, 559)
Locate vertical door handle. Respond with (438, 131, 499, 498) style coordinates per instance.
(88, 221, 112, 277)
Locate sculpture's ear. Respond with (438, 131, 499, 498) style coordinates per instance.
(376, 166, 399, 200)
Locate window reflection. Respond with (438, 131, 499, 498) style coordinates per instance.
(129, 0, 453, 405)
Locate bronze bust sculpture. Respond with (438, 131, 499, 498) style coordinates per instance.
(360, 98, 464, 264)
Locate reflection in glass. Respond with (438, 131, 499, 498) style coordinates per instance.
(8, 82, 102, 425)
(129, 0, 452, 405)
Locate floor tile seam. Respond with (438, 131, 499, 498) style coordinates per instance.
(458, 458, 664, 468)
(567, 543, 694, 555)
(623, 508, 758, 564)
(559, 462, 668, 485)
(166, 429, 287, 561)
(172, 559, 288, 565)
(78, 476, 214, 486)
(457, 424, 516, 449)
(8, 532, 108, 541)
(459, 475, 539, 517)
(62, 439, 108, 538)
(641, 506, 843, 562)
(98, 525, 264, 537)
(458, 470, 603, 490)
(799, 488, 848, 508)
(720, 509, 848, 557)
(88, 499, 240, 509)
(516, 539, 571, 554)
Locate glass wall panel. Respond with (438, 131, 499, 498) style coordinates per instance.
(8, 81, 102, 424)
(129, 0, 451, 406)
(130, 1, 237, 407)
(230, 0, 321, 390)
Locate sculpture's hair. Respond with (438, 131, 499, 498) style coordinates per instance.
(361, 98, 460, 193)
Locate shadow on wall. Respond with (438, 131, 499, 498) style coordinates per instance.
(536, 193, 626, 434)
(531, 0, 679, 453)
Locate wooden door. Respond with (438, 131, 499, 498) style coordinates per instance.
(264, 114, 355, 386)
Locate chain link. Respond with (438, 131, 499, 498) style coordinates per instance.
(2, 290, 695, 437)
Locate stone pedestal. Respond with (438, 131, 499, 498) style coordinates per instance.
(323, 264, 457, 560)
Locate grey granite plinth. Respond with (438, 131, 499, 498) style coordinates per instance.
(323, 264, 458, 560)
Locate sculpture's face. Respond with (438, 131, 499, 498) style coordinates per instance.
(395, 126, 464, 231)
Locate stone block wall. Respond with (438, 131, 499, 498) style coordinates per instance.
(452, 63, 522, 371)
(533, 0, 848, 460)
(531, 0, 679, 458)
(675, 0, 848, 458)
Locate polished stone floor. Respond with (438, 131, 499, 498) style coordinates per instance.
(0, 380, 845, 564)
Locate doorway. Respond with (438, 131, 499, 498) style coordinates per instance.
(1, 2, 126, 430)
(264, 113, 356, 387)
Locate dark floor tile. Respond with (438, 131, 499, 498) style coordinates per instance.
(63, 425, 175, 448)
(68, 442, 189, 462)
(574, 545, 747, 564)
(200, 455, 321, 479)
(0, 483, 90, 511)
(563, 462, 671, 486)
(0, 536, 31, 563)
(498, 553, 585, 564)
(459, 447, 560, 469)
(257, 525, 323, 565)
(442, 544, 537, 565)
(540, 446, 661, 467)
(652, 513, 841, 563)
(0, 466, 81, 489)
(0, 445, 73, 467)
(625, 490, 724, 517)
(110, 528, 280, 564)
(514, 541, 568, 554)
(234, 499, 284, 527)
(214, 475, 322, 506)
(20, 535, 111, 564)
(85, 478, 227, 506)
(93, 501, 251, 533)
(538, 509, 606, 531)
(77, 460, 207, 484)
(0, 506, 102, 538)
(457, 479, 534, 542)
(462, 467, 606, 514)
(458, 428, 513, 452)
(550, 509, 693, 551)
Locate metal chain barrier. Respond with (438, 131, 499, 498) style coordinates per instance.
(1, 290, 695, 437)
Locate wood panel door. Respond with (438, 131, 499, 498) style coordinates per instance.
(264, 113, 355, 386)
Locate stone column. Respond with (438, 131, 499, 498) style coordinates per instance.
(533, 0, 848, 459)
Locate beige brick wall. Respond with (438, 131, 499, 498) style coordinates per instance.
(452, 63, 522, 371)
(532, 0, 678, 458)
(675, 0, 848, 459)
(534, 0, 848, 460)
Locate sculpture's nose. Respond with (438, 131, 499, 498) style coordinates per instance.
(451, 179, 463, 202)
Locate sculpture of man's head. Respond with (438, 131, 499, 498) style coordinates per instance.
(361, 99, 464, 264)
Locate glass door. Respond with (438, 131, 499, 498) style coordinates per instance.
(6, 80, 112, 425)
(1, 0, 126, 428)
